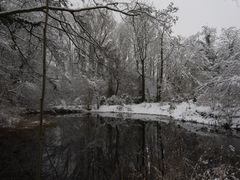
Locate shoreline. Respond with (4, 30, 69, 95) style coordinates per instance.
(1, 102, 240, 131)
(94, 102, 240, 130)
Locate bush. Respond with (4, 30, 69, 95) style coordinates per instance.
(125, 96, 133, 104)
(105, 94, 133, 105)
(132, 96, 142, 104)
(106, 95, 124, 105)
(101, 95, 134, 106)
(99, 96, 107, 105)
(120, 94, 133, 105)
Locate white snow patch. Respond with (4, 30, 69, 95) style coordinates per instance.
(96, 102, 220, 126)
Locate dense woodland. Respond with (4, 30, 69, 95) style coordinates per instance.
(1, 1, 240, 179)
(0, 0, 240, 119)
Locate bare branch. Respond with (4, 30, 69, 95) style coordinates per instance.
(0, 5, 139, 18)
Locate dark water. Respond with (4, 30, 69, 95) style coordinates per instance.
(1, 114, 240, 180)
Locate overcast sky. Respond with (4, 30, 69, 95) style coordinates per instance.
(151, 0, 240, 36)
(70, 0, 240, 36)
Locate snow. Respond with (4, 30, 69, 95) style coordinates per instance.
(54, 104, 83, 110)
(55, 101, 240, 128)
(95, 102, 220, 126)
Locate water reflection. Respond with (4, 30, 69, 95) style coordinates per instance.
(1, 114, 240, 179)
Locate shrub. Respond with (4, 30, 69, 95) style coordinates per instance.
(132, 96, 142, 104)
(120, 94, 133, 104)
(125, 96, 133, 104)
(99, 96, 107, 105)
(106, 95, 124, 105)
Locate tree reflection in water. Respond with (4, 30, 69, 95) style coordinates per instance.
(1, 114, 240, 179)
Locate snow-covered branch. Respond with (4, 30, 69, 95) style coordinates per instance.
(0, 5, 140, 18)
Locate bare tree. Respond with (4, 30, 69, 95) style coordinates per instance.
(37, 0, 50, 179)
(130, 5, 155, 102)
(155, 3, 178, 101)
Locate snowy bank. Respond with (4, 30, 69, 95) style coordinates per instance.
(95, 102, 240, 128)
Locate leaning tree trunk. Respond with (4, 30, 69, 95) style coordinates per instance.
(115, 79, 120, 96)
(37, 0, 49, 179)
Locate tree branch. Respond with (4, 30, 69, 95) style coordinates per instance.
(0, 5, 140, 18)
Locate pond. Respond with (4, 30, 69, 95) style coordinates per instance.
(0, 113, 240, 180)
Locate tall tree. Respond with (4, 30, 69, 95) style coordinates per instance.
(155, 2, 178, 101)
(129, 4, 155, 102)
(37, 0, 49, 179)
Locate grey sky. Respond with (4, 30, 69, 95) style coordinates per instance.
(151, 0, 240, 36)
(70, 0, 240, 36)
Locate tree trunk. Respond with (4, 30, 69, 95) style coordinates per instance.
(115, 79, 120, 96)
(107, 76, 114, 97)
(159, 36, 164, 101)
(156, 61, 160, 101)
(40, 0, 49, 138)
(141, 59, 145, 102)
(157, 32, 164, 102)
(37, 0, 49, 179)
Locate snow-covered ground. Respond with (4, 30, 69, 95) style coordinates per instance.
(95, 102, 240, 128)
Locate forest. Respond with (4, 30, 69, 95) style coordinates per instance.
(1, 0, 240, 179)
(1, 0, 240, 127)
